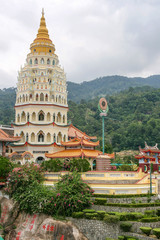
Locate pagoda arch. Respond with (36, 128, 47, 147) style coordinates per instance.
(20, 96, 22, 103)
(45, 94, 48, 101)
(47, 133, 51, 142)
(41, 58, 44, 64)
(59, 95, 61, 103)
(26, 94, 28, 102)
(63, 134, 66, 142)
(36, 94, 39, 101)
(53, 113, 55, 122)
(47, 58, 50, 65)
(17, 114, 20, 123)
(38, 111, 45, 121)
(36, 156, 44, 164)
(31, 132, 35, 142)
(57, 112, 61, 123)
(34, 58, 38, 64)
(22, 94, 25, 102)
(47, 112, 51, 121)
(20, 131, 25, 143)
(63, 115, 65, 124)
(57, 132, 62, 143)
(21, 111, 26, 122)
(32, 112, 36, 121)
(53, 133, 56, 143)
(38, 131, 45, 142)
(40, 93, 44, 101)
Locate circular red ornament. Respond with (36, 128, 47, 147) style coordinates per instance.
(99, 98, 108, 111)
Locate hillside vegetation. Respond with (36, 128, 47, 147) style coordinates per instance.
(1, 81, 160, 151)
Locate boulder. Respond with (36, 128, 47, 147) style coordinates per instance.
(1, 197, 88, 240)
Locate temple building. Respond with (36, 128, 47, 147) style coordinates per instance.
(46, 136, 114, 170)
(135, 142, 160, 172)
(10, 10, 68, 164)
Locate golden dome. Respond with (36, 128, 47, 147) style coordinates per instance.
(30, 9, 55, 54)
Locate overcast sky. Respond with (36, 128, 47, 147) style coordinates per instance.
(1, 0, 160, 88)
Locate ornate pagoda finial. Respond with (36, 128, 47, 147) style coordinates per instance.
(42, 8, 44, 16)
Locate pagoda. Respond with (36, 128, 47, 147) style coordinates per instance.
(135, 142, 160, 172)
(10, 10, 68, 164)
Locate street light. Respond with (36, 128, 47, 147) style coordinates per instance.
(98, 98, 109, 154)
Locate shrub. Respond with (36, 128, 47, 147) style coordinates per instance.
(153, 228, 160, 239)
(140, 217, 160, 222)
(106, 238, 117, 240)
(97, 210, 106, 220)
(4, 163, 45, 197)
(54, 171, 94, 216)
(0, 156, 13, 179)
(94, 198, 107, 205)
(72, 212, 84, 218)
(139, 227, 152, 236)
(83, 209, 95, 213)
(104, 214, 119, 223)
(118, 237, 124, 240)
(120, 222, 132, 232)
(70, 158, 91, 172)
(144, 210, 156, 217)
(41, 158, 63, 172)
(85, 213, 98, 220)
(157, 209, 160, 216)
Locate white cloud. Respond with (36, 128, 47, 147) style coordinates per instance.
(0, 0, 160, 88)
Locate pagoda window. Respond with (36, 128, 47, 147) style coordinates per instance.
(34, 58, 38, 64)
(45, 94, 48, 101)
(41, 58, 44, 64)
(36, 94, 39, 101)
(57, 132, 62, 143)
(40, 93, 44, 101)
(21, 111, 26, 122)
(57, 112, 61, 123)
(20, 96, 22, 102)
(26, 133, 29, 142)
(38, 132, 44, 142)
(53, 133, 56, 142)
(27, 113, 30, 122)
(17, 114, 20, 123)
(52, 60, 55, 65)
(47, 133, 51, 142)
(63, 115, 65, 124)
(20, 131, 25, 143)
(47, 59, 50, 65)
(26, 95, 28, 102)
(53, 113, 55, 122)
(38, 111, 44, 121)
(47, 112, 51, 121)
(52, 95, 55, 101)
(29, 59, 32, 65)
(31, 132, 35, 142)
(29, 94, 32, 100)
(63, 135, 66, 142)
(56, 96, 58, 102)
(32, 112, 36, 121)
(59, 95, 61, 103)
(23, 95, 25, 102)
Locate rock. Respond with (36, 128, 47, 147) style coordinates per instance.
(1, 197, 88, 240)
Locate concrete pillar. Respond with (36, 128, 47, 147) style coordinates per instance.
(96, 154, 111, 171)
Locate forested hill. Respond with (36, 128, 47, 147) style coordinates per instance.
(1, 85, 160, 152)
(68, 75, 160, 102)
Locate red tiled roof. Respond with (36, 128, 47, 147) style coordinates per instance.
(68, 124, 97, 140)
(61, 137, 99, 147)
(0, 129, 20, 142)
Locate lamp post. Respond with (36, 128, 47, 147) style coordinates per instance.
(98, 98, 109, 154)
(150, 163, 153, 194)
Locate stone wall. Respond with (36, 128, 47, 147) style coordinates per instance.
(105, 196, 158, 204)
(68, 218, 120, 240)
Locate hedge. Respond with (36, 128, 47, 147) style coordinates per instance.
(119, 236, 139, 240)
(157, 209, 160, 216)
(139, 227, 152, 236)
(144, 210, 156, 217)
(153, 228, 160, 239)
(140, 217, 160, 222)
(85, 213, 98, 220)
(104, 214, 119, 223)
(103, 202, 160, 208)
(72, 212, 84, 218)
(94, 193, 155, 198)
(83, 209, 96, 213)
(97, 210, 106, 220)
(94, 198, 107, 205)
(120, 222, 132, 232)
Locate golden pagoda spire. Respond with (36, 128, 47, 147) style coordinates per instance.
(30, 9, 55, 54)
